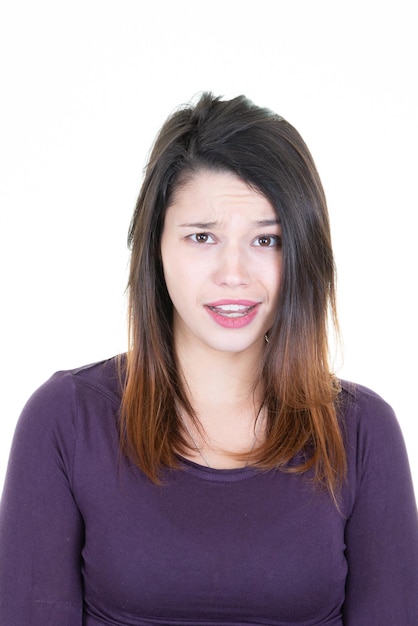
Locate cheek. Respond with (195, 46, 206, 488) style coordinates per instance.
(162, 265, 181, 304)
(263, 257, 282, 300)
(162, 259, 194, 312)
(163, 251, 207, 294)
(161, 242, 181, 290)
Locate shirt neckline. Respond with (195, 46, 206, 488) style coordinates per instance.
(177, 455, 262, 482)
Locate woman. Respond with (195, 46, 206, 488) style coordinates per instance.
(0, 92, 417, 625)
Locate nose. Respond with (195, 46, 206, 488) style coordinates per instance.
(213, 243, 250, 288)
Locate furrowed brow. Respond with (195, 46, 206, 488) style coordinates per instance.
(253, 219, 281, 227)
(178, 221, 218, 228)
(178, 219, 280, 228)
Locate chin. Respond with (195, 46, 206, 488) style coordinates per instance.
(207, 335, 265, 356)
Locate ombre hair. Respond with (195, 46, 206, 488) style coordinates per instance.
(121, 92, 346, 497)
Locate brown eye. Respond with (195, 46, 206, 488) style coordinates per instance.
(254, 235, 280, 248)
(259, 236, 271, 247)
(189, 232, 215, 244)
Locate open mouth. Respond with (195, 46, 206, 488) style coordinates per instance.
(207, 304, 256, 318)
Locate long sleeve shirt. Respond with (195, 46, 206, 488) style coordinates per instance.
(0, 356, 417, 625)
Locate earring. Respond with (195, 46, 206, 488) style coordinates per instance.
(264, 334, 269, 343)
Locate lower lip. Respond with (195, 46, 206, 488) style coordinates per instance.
(205, 304, 260, 329)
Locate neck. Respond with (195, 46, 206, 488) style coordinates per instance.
(175, 338, 265, 420)
(174, 338, 266, 468)
(181, 343, 261, 398)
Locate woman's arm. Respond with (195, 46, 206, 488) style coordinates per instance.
(343, 389, 418, 625)
(0, 373, 84, 625)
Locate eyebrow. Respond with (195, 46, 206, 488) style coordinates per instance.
(254, 219, 281, 227)
(178, 219, 280, 228)
(178, 221, 217, 229)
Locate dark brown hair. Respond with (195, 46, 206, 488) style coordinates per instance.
(121, 92, 346, 497)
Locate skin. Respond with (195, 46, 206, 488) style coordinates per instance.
(160, 169, 283, 467)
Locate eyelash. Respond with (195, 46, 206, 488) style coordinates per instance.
(187, 233, 281, 248)
(253, 235, 281, 248)
(188, 232, 215, 244)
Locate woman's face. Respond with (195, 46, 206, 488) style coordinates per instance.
(160, 169, 282, 357)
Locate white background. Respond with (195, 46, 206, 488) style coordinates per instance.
(0, 1, 416, 494)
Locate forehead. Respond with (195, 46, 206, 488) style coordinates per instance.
(167, 169, 276, 220)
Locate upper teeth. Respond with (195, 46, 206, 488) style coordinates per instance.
(214, 304, 249, 311)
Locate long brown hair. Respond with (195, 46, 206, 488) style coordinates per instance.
(120, 92, 346, 497)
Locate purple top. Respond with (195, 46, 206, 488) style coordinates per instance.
(0, 357, 417, 625)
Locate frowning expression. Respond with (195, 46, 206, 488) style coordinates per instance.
(160, 170, 282, 356)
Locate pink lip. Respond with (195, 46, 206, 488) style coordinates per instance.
(206, 299, 258, 307)
(204, 300, 261, 329)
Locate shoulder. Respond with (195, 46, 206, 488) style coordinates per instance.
(15, 355, 123, 440)
(339, 379, 400, 440)
(338, 380, 413, 501)
(68, 354, 124, 404)
(32, 354, 122, 402)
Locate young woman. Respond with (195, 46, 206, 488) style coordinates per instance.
(1, 93, 417, 625)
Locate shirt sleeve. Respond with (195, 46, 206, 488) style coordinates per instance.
(0, 372, 84, 625)
(343, 388, 418, 625)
